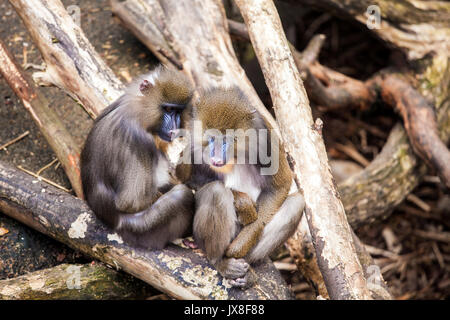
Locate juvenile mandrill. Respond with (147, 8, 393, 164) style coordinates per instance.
(81, 67, 195, 250)
(178, 87, 305, 287)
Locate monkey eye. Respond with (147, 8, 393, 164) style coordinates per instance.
(161, 102, 185, 112)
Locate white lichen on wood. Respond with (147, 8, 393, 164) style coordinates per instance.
(68, 212, 91, 239)
(107, 233, 124, 244)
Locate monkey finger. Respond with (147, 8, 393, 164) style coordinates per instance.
(219, 258, 249, 280)
(182, 238, 198, 249)
(229, 276, 248, 288)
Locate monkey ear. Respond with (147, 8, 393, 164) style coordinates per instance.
(139, 79, 153, 95)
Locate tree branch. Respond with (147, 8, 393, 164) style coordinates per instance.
(234, 0, 372, 299)
(0, 39, 83, 198)
(0, 263, 152, 300)
(9, 0, 124, 117)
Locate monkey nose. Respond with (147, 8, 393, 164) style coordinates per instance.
(169, 130, 178, 140)
(211, 158, 225, 167)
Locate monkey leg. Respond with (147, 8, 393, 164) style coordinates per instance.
(193, 181, 250, 283)
(118, 184, 194, 250)
(246, 192, 305, 264)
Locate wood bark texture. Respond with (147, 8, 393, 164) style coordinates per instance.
(0, 39, 83, 198)
(292, 0, 450, 60)
(234, 0, 372, 300)
(9, 0, 124, 117)
(0, 263, 152, 300)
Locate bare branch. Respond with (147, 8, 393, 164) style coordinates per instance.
(0, 39, 83, 197)
(9, 0, 124, 117)
(234, 0, 372, 299)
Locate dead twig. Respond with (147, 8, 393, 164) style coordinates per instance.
(414, 230, 450, 243)
(36, 158, 59, 176)
(17, 165, 71, 193)
(0, 131, 30, 151)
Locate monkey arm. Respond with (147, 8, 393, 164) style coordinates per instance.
(118, 184, 194, 233)
(226, 189, 287, 258)
(175, 162, 192, 184)
(231, 190, 258, 226)
(225, 222, 264, 259)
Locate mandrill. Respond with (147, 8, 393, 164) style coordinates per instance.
(177, 87, 305, 287)
(81, 66, 195, 250)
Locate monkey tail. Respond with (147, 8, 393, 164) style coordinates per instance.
(84, 182, 122, 230)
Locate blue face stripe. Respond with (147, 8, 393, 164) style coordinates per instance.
(208, 136, 213, 158)
(222, 139, 227, 162)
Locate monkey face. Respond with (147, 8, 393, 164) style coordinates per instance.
(137, 68, 193, 142)
(203, 133, 235, 173)
(159, 102, 186, 142)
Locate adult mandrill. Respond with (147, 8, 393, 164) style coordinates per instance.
(177, 87, 305, 287)
(81, 67, 195, 250)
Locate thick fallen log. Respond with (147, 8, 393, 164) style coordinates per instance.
(0, 263, 153, 300)
(0, 161, 293, 300)
(234, 0, 372, 300)
(0, 39, 83, 198)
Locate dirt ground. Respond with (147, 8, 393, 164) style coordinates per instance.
(0, 0, 448, 299)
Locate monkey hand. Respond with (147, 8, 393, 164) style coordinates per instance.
(232, 190, 258, 226)
(225, 222, 263, 259)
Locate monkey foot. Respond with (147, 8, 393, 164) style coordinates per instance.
(220, 258, 249, 280)
(182, 238, 198, 249)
